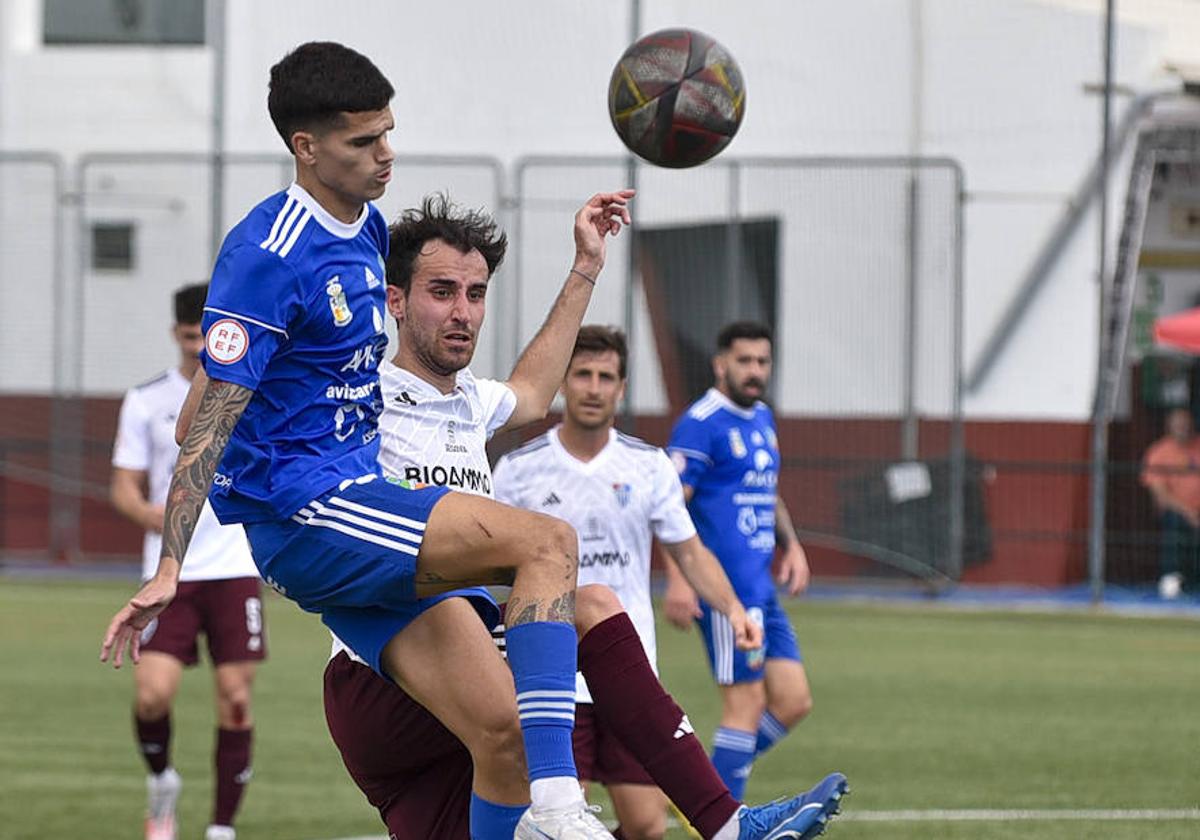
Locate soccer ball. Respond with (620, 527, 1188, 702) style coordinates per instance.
(608, 28, 746, 168)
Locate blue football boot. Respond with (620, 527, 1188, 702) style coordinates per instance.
(736, 772, 849, 840)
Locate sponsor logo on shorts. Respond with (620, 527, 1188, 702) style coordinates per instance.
(140, 618, 158, 644)
(206, 319, 249, 364)
(747, 607, 765, 670)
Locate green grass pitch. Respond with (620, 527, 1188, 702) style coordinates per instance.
(1, 578, 1196, 839)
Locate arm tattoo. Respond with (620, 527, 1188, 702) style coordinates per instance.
(161, 379, 252, 567)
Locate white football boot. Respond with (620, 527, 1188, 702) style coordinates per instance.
(144, 767, 181, 840)
(514, 801, 615, 839)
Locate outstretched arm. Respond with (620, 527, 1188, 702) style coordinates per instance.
(101, 377, 252, 667)
(500, 189, 634, 432)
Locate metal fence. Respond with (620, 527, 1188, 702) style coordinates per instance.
(512, 156, 965, 586)
(0, 149, 1142, 595)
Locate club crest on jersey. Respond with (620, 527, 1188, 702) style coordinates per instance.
(326, 276, 353, 327)
(612, 482, 632, 508)
(728, 428, 748, 459)
(206, 318, 249, 364)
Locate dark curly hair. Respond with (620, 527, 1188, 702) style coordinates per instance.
(386, 194, 508, 294)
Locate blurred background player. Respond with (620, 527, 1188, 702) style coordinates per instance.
(665, 321, 814, 801)
(494, 325, 750, 839)
(110, 283, 263, 840)
(1140, 406, 1200, 598)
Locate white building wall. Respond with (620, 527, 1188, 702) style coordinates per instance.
(0, 0, 1196, 419)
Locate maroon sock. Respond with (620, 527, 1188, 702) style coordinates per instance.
(213, 727, 253, 827)
(579, 614, 740, 839)
(134, 713, 171, 775)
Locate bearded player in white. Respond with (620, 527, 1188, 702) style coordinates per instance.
(494, 325, 732, 839)
(111, 284, 262, 840)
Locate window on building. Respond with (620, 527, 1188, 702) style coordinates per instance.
(44, 0, 206, 46)
(91, 223, 135, 271)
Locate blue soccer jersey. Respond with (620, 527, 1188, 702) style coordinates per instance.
(201, 183, 391, 523)
(668, 388, 781, 603)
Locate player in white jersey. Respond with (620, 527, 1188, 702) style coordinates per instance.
(323, 203, 847, 840)
(110, 284, 262, 840)
(495, 325, 763, 838)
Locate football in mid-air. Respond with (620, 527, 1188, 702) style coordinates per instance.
(608, 28, 746, 168)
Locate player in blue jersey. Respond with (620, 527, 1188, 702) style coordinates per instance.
(101, 41, 632, 840)
(665, 321, 815, 802)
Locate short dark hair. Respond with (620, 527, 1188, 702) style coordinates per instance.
(386, 194, 508, 293)
(717, 320, 773, 350)
(572, 325, 628, 379)
(173, 283, 208, 325)
(268, 42, 394, 152)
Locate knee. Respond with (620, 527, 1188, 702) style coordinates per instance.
(774, 687, 813, 726)
(575, 584, 622, 634)
(134, 685, 173, 721)
(467, 706, 526, 773)
(520, 515, 579, 577)
(217, 682, 254, 727)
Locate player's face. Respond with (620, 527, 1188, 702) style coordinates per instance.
(715, 337, 772, 407)
(390, 239, 489, 378)
(172, 322, 204, 365)
(295, 107, 395, 217)
(562, 350, 625, 431)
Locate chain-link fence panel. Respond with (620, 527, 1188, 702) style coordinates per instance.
(513, 156, 965, 585)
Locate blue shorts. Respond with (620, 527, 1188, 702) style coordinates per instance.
(244, 474, 500, 679)
(697, 595, 802, 685)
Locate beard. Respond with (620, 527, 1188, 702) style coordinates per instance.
(724, 372, 765, 408)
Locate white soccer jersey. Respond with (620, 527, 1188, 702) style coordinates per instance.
(111, 368, 257, 582)
(375, 359, 517, 495)
(493, 427, 697, 704)
(330, 360, 517, 662)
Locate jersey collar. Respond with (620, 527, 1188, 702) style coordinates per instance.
(549, 425, 617, 473)
(286, 182, 369, 240)
(707, 387, 760, 419)
(380, 359, 474, 399)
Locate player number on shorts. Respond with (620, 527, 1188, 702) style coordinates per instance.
(245, 597, 263, 635)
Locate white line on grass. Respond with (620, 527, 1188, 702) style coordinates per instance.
(323, 808, 1200, 839)
(840, 808, 1200, 822)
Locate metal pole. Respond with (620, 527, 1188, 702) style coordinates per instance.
(1088, 0, 1116, 604)
(621, 0, 640, 431)
(901, 0, 924, 461)
(208, 0, 227, 260)
(949, 164, 966, 583)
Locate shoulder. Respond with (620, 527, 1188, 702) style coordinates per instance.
(131, 370, 171, 392)
(615, 430, 658, 453)
(686, 391, 725, 422)
(500, 432, 553, 465)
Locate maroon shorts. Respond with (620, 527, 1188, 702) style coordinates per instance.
(573, 702, 655, 786)
(140, 577, 267, 666)
(323, 651, 473, 840)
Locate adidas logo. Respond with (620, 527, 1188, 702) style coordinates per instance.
(395, 390, 418, 406)
(673, 714, 695, 740)
(542, 492, 561, 506)
(234, 767, 254, 785)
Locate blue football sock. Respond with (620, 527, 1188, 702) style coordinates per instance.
(754, 710, 789, 759)
(505, 621, 578, 783)
(469, 793, 528, 840)
(711, 726, 756, 801)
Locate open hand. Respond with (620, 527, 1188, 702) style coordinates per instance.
(572, 189, 635, 278)
(100, 572, 178, 668)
